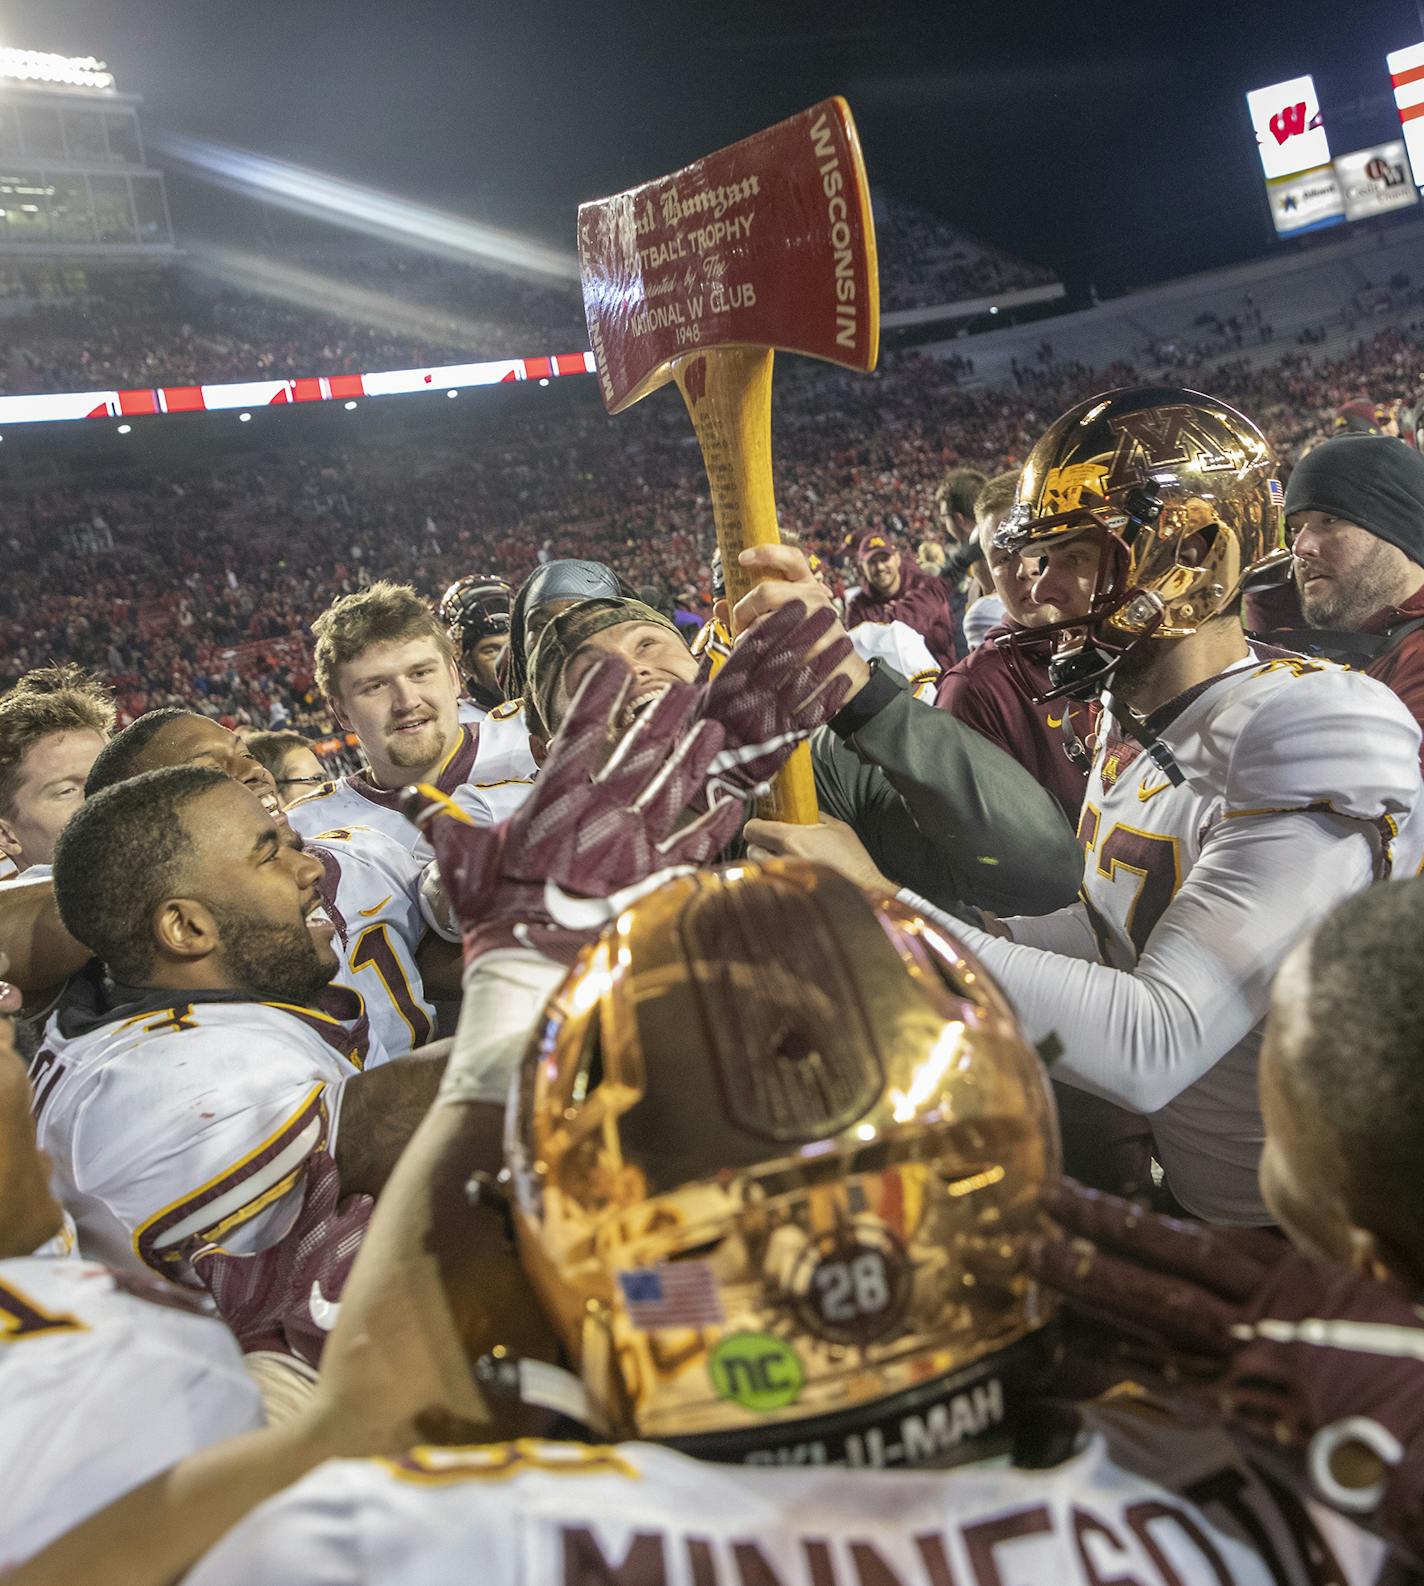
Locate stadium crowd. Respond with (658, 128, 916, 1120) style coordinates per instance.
(0, 198, 1055, 399)
(0, 262, 587, 396)
(5, 317, 1424, 740)
(872, 194, 1060, 309)
(11, 254, 1424, 1584)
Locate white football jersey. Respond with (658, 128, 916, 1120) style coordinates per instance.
(456, 696, 488, 725)
(289, 719, 535, 857)
(0, 859, 47, 884)
(935, 650, 1424, 1225)
(308, 825, 436, 1059)
(32, 976, 364, 1287)
(183, 1415, 1386, 1586)
(848, 619, 940, 702)
(0, 1254, 263, 1567)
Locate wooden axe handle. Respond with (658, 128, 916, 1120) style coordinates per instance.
(673, 345, 819, 825)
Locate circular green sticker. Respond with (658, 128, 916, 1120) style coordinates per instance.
(707, 1331, 805, 1412)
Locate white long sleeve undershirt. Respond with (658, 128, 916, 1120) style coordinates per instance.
(902, 808, 1378, 1224)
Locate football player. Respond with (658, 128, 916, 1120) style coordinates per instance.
(0, 970, 266, 1565)
(84, 709, 453, 1062)
(179, 857, 1385, 1586)
(289, 581, 535, 853)
(0, 944, 462, 1581)
(0, 669, 118, 1057)
(745, 387, 1424, 1228)
(1025, 874, 1424, 1565)
(437, 575, 513, 724)
(34, 765, 446, 1362)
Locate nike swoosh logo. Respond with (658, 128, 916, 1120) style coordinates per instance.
(1046, 714, 1064, 728)
(1137, 781, 1170, 802)
(358, 895, 393, 917)
(309, 1280, 341, 1332)
(543, 870, 696, 932)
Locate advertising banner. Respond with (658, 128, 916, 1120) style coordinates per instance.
(1335, 141, 1417, 219)
(1265, 164, 1345, 235)
(1247, 75, 1331, 179)
(1388, 43, 1424, 187)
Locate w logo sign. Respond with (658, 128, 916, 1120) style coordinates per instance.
(1269, 101, 1322, 145)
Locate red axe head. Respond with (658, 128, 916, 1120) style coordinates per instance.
(579, 97, 879, 413)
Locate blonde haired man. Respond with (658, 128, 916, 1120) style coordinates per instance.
(289, 582, 534, 853)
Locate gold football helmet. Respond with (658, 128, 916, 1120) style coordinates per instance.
(507, 859, 1060, 1467)
(996, 386, 1286, 700)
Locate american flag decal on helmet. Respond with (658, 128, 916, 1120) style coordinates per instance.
(617, 1262, 726, 1330)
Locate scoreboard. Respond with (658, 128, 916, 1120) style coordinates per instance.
(1246, 62, 1420, 237)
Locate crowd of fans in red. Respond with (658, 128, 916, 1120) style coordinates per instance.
(1, 314, 1419, 737)
(5, 250, 1424, 743)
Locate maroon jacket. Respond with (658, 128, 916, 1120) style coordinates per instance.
(847, 554, 962, 670)
(1363, 584, 1424, 773)
(934, 625, 1092, 824)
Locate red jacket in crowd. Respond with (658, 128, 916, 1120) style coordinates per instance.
(935, 625, 1092, 825)
(1363, 584, 1424, 773)
(846, 554, 962, 670)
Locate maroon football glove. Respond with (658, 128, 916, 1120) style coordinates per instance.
(697, 598, 854, 804)
(192, 1150, 373, 1367)
(1031, 1178, 1424, 1560)
(403, 656, 749, 964)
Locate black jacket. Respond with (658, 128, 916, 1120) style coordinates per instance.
(812, 665, 1082, 919)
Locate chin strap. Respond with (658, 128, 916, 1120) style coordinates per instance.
(473, 1352, 602, 1436)
(1100, 689, 1186, 788)
(1058, 707, 1093, 775)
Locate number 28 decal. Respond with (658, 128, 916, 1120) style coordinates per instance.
(789, 1225, 912, 1346)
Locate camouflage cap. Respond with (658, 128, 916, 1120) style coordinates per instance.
(526, 597, 685, 738)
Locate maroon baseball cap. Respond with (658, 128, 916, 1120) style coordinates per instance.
(853, 529, 896, 563)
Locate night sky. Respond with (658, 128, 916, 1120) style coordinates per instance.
(8, 0, 1424, 293)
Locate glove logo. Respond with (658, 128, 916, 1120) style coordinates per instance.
(309, 1280, 342, 1333)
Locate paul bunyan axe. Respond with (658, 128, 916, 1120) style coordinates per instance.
(578, 97, 880, 823)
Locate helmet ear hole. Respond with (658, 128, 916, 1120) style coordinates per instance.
(581, 1034, 605, 1100)
(1177, 526, 1218, 570)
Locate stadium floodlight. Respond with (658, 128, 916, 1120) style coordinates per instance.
(155, 133, 579, 283)
(0, 47, 115, 91)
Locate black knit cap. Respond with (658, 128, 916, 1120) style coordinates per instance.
(1284, 434, 1424, 569)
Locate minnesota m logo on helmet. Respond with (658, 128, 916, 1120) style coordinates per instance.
(1105, 403, 1246, 491)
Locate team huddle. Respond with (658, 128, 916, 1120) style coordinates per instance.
(6, 383, 1424, 1585)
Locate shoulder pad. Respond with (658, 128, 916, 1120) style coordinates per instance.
(1225, 666, 1422, 822)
